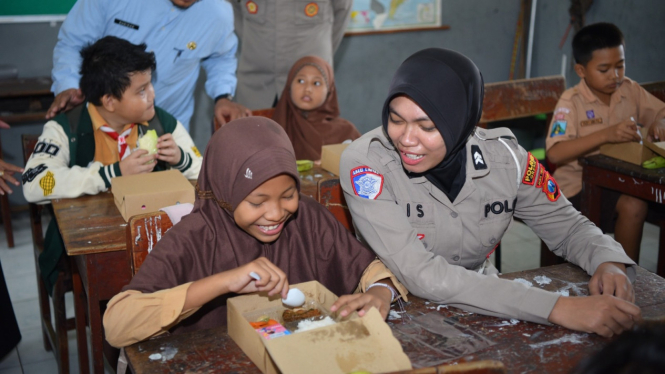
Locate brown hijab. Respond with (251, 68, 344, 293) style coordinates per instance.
(125, 117, 375, 334)
(272, 56, 361, 160)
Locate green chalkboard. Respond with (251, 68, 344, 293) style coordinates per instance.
(0, 0, 77, 16)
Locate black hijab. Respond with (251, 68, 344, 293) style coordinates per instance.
(381, 48, 484, 202)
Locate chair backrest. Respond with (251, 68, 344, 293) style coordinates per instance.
(642, 80, 665, 102)
(317, 178, 355, 235)
(214, 107, 276, 132)
(125, 211, 173, 276)
(479, 75, 566, 125)
(21, 134, 45, 251)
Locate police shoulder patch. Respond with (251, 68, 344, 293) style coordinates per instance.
(521, 152, 538, 185)
(541, 171, 561, 202)
(350, 166, 383, 200)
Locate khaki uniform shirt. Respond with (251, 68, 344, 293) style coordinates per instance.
(231, 0, 352, 109)
(546, 77, 665, 196)
(341, 127, 636, 324)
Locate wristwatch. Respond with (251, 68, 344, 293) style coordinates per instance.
(214, 93, 233, 102)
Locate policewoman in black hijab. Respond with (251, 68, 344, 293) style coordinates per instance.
(340, 48, 640, 337)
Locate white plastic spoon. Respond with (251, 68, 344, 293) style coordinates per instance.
(249, 272, 305, 307)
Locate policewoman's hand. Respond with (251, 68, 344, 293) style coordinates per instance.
(589, 262, 634, 302)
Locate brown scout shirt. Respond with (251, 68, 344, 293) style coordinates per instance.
(546, 77, 665, 197)
(341, 127, 636, 325)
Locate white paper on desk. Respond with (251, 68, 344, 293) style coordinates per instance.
(160, 203, 193, 225)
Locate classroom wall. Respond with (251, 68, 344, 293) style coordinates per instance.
(1, 0, 664, 206)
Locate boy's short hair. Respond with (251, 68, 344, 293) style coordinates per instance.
(79, 36, 156, 106)
(572, 22, 625, 66)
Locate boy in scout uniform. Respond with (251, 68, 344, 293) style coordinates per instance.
(546, 23, 665, 262)
(342, 48, 640, 338)
(23, 37, 202, 294)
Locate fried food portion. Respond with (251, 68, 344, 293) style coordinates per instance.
(282, 308, 322, 323)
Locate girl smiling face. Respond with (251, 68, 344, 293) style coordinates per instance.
(387, 95, 447, 173)
(233, 174, 299, 242)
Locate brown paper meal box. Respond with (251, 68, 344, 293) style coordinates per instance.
(111, 169, 195, 221)
(227, 280, 412, 374)
(320, 143, 350, 176)
(600, 139, 665, 166)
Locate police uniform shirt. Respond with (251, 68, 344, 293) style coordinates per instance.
(546, 77, 665, 197)
(231, 0, 352, 109)
(341, 126, 635, 324)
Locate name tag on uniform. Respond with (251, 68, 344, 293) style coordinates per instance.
(114, 19, 139, 30)
(580, 118, 603, 126)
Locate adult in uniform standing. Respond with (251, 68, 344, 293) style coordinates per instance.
(340, 48, 640, 337)
(47, 0, 250, 130)
(231, 0, 352, 109)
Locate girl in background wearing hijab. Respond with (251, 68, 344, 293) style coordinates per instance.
(340, 48, 641, 338)
(103, 117, 405, 348)
(272, 56, 361, 162)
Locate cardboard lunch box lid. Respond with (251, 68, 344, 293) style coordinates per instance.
(644, 141, 665, 158)
(227, 281, 411, 374)
(320, 143, 350, 176)
(111, 170, 195, 217)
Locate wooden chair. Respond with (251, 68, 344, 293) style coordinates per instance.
(22, 134, 75, 374)
(125, 211, 174, 275)
(477, 76, 567, 269)
(318, 178, 354, 234)
(213, 107, 276, 133)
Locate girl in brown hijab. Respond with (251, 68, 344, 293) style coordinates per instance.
(103, 117, 405, 348)
(272, 56, 361, 161)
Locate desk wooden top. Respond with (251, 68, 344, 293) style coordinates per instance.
(53, 167, 337, 256)
(580, 154, 665, 185)
(124, 263, 665, 374)
(0, 77, 54, 123)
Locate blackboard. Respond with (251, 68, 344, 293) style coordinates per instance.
(0, 0, 76, 16)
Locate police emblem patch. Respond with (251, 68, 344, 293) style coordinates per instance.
(521, 152, 537, 185)
(541, 172, 560, 202)
(246, 0, 258, 14)
(350, 166, 383, 200)
(550, 120, 567, 137)
(304, 2, 319, 17)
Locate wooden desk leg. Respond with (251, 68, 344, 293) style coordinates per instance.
(71, 257, 90, 374)
(83, 258, 106, 374)
(581, 167, 602, 226)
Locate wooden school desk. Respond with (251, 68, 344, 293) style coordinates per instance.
(580, 154, 665, 276)
(52, 166, 336, 374)
(123, 263, 665, 374)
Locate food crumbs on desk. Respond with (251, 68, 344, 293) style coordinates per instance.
(149, 353, 162, 360)
(314, 174, 322, 178)
(436, 304, 448, 311)
(388, 310, 403, 320)
(556, 289, 570, 297)
(523, 333, 531, 337)
(528, 334, 587, 349)
(513, 278, 533, 287)
(533, 275, 552, 285)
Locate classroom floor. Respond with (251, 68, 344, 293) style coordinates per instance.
(0, 209, 660, 374)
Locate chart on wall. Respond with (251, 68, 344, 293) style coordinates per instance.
(347, 0, 442, 34)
